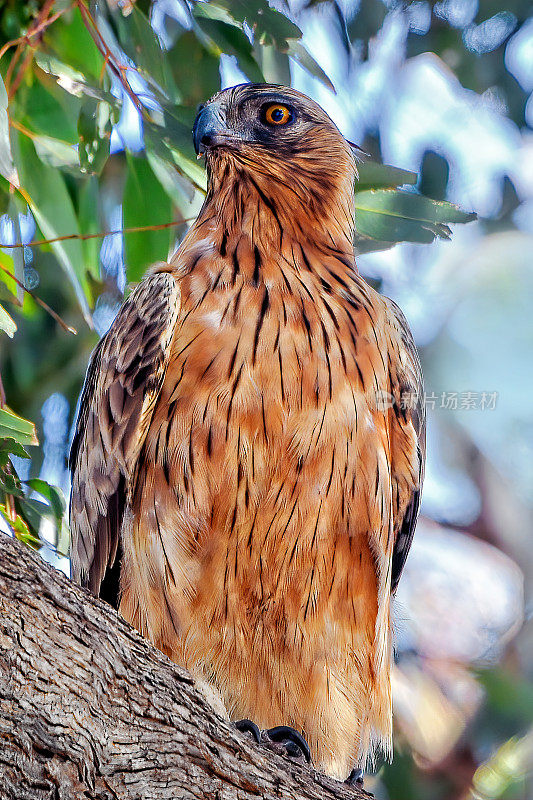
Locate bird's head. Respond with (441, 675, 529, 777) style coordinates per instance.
(192, 84, 356, 240)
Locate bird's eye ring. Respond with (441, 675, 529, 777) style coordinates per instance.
(262, 104, 294, 126)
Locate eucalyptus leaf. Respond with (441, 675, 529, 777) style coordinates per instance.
(355, 189, 476, 244)
(0, 75, 19, 187)
(0, 506, 40, 549)
(355, 161, 417, 190)
(26, 478, 66, 520)
(0, 438, 30, 460)
(166, 31, 221, 108)
(33, 134, 79, 169)
(7, 196, 25, 305)
(0, 251, 19, 305)
(78, 98, 112, 174)
(0, 407, 38, 446)
(0, 303, 16, 337)
(193, 15, 265, 83)
(209, 0, 302, 47)
(13, 134, 93, 325)
(285, 41, 335, 92)
(112, 5, 177, 100)
(123, 154, 173, 282)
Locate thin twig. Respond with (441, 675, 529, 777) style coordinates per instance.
(6, 0, 57, 98)
(0, 218, 196, 249)
(76, 0, 146, 118)
(0, 3, 72, 63)
(0, 263, 77, 334)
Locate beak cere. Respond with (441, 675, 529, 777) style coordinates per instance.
(193, 103, 229, 156)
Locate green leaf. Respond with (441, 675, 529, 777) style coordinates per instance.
(285, 41, 335, 92)
(20, 65, 82, 143)
(255, 44, 291, 85)
(32, 134, 79, 169)
(209, 0, 302, 47)
(0, 470, 23, 497)
(167, 31, 221, 108)
(15, 496, 51, 535)
(355, 161, 418, 190)
(0, 407, 38, 446)
(0, 505, 40, 549)
(0, 438, 30, 460)
(26, 478, 66, 520)
(112, 5, 176, 99)
(146, 150, 197, 208)
(0, 302, 16, 337)
(123, 155, 173, 282)
(193, 14, 265, 83)
(0, 251, 19, 305)
(0, 74, 19, 186)
(7, 196, 25, 305)
(144, 111, 207, 191)
(78, 175, 101, 279)
(42, 5, 103, 82)
(354, 189, 476, 245)
(12, 133, 93, 324)
(78, 98, 112, 174)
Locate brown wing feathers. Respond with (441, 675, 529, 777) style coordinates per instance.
(69, 270, 180, 597)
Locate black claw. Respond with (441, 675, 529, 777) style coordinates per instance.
(235, 718, 261, 743)
(266, 725, 312, 763)
(346, 767, 364, 787)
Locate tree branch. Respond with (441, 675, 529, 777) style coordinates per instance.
(0, 534, 369, 800)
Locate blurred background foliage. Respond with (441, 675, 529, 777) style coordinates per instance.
(0, 0, 531, 798)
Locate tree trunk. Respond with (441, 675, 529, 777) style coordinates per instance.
(0, 534, 369, 800)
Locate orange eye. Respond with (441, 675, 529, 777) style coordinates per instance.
(263, 104, 293, 126)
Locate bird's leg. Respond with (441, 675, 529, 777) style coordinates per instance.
(235, 720, 311, 764)
(345, 767, 365, 787)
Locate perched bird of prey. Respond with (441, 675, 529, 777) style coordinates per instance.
(70, 83, 425, 781)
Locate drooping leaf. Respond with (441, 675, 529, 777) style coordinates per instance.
(42, 4, 104, 82)
(78, 175, 101, 279)
(0, 407, 38, 446)
(144, 110, 207, 191)
(167, 31, 221, 108)
(193, 13, 265, 83)
(15, 497, 52, 535)
(209, 0, 303, 48)
(355, 161, 418, 190)
(0, 74, 19, 187)
(123, 154, 173, 282)
(0, 438, 30, 460)
(0, 505, 40, 549)
(112, 4, 177, 99)
(0, 251, 19, 305)
(78, 97, 113, 174)
(12, 133, 93, 324)
(147, 150, 198, 208)
(32, 134, 79, 169)
(285, 40, 335, 92)
(20, 64, 82, 143)
(26, 478, 66, 520)
(0, 303, 17, 337)
(354, 189, 476, 245)
(7, 196, 25, 305)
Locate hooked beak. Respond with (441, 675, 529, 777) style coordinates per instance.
(193, 103, 232, 157)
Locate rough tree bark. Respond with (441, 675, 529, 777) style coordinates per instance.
(0, 534, 370, 800)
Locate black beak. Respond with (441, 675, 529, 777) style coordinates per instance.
(192, 103, 230, 156)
